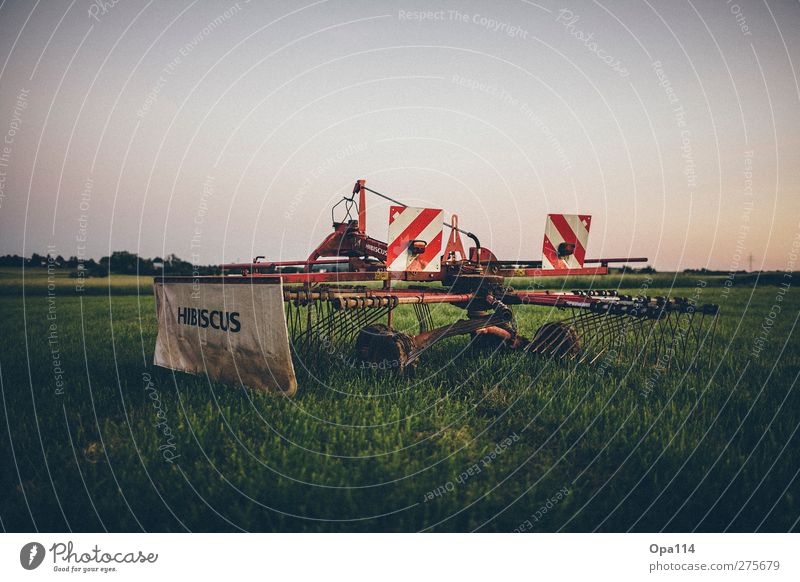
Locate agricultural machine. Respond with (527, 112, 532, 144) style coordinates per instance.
(154, 180, 719, 396)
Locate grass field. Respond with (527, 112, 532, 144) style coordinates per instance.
(0, 268, 798, 532)
(0, 267, 145, 296)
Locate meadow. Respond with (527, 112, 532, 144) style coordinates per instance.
(0, 267, 797, 532)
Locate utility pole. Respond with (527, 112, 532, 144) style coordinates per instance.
(748, 253, 753, 272)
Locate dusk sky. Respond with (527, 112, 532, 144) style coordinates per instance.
(0, 0, 798, 270)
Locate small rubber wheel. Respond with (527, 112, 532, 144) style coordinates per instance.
(470, 333, 508, 352)
(529, 322, 581, 357)
(355, 324, 417, 375)
(469, 322, 517, 352)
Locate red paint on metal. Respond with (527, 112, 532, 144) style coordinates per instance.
(549, 213, 586, 265)
(406, 230, 443, 272)
(388, 207, 440, 255)
(542, 235, 567, 269)
(357, 179, 366, 233)
(444, 214, 467, 262)
(584, 257, 648, 266)
(496, 267, 608, 277)
(221, 259, 347, 270)
(507, 291, 593, 306)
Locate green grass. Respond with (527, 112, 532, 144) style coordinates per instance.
(0, 268, 798, 532)
(0, 267, 146, 296)
(1, 266, 773, 297)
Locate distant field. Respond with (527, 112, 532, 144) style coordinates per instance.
(0, 267, 146, 295)
(0, 267, 797, 532)
(0, 265, 781, 296)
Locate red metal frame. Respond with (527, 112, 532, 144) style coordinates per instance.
(215, 179, 646, 285)
(155, 179, 723, 386)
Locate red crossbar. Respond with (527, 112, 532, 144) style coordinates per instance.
(220, 259, 348, 270)
(495, 267, 608, 278)
(505, 291, 595, 307)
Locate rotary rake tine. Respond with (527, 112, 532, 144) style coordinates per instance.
(556, 309, 618, 364)
(677, 309, 697, 368)
(707, 311, 719, 369)
(509, 292, 721, 373)
(280, 283, 721, 384)
(526, 324, 568, 356)
(574, 313, 627, 365)
(413, 302, 435, 334)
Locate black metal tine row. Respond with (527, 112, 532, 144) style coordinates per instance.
(413, 303, 434, 333)
(286, 299, 389, 361)
(284, 292, 721, 372)
(546, 301, 720, 371)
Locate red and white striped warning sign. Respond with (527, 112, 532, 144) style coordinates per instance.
(387, 206, 444, 272)
(542, 214, 592, 269)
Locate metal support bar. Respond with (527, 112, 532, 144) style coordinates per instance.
(357, 184, 482, 252)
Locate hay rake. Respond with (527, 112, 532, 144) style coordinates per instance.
(153, 180, 720, 395)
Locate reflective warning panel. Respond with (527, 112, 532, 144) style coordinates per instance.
(542, 214, 592, 269)
(386, 206, 444, 272)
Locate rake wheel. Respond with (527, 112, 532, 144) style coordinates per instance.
(529, 322, 581, 357)
(355, 324, 417, 376)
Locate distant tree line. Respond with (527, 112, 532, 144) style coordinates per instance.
(0, 254, 764, 277)
(0, 251, 219, 276)
(683, 267, 748, 275)
(617, 265, 657, 274)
